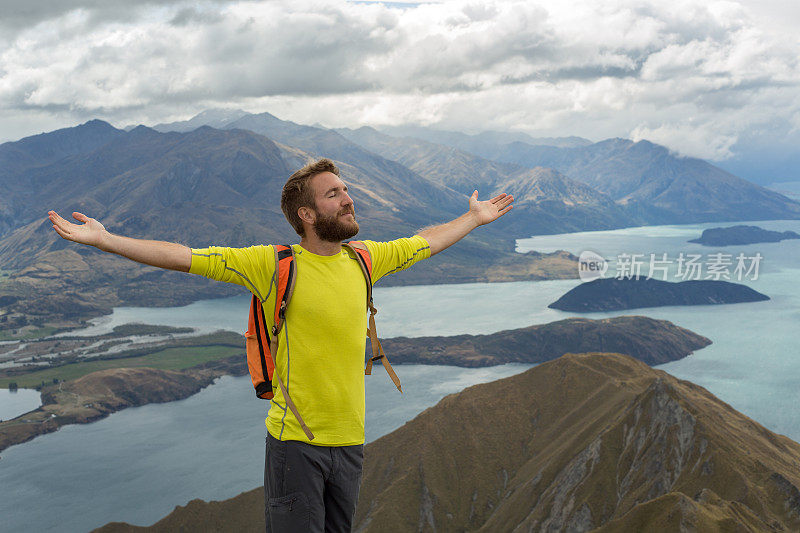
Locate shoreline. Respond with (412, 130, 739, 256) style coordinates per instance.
(0, 315, 710, 454)
(0, 355, 246, 454)
(0, 249, 580, 340)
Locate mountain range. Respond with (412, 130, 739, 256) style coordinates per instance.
(0, 119, 574, 330)
(157, 109, 800, 226)
(1, 110, 799, 331)
(348, 126, 800, 225)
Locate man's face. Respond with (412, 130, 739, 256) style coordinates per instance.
(307, 171, 359, 242)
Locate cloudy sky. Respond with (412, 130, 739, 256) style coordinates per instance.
(1, 0, 799, 178)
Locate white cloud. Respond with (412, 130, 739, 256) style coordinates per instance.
(631, 122, 739, 161)
(0, 0, 798, 163)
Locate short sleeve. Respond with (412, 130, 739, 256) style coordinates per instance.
(362, 235, 430, 284)
(189, 245, 275, 301)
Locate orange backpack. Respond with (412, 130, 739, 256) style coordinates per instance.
(244, 241, 402, 440)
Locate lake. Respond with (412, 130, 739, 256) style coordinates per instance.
(0, 364, 532, 532)
(0, 388, 41, 421)
(1, 218, 798, 531)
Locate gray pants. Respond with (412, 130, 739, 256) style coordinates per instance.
(264, 432, 364, 533)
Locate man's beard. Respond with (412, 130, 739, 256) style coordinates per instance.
(313, 208, 360, 242)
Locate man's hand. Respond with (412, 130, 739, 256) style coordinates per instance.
(418, 190, 515, 256)
(468, 190, 514, 226)
(49, 211, 109, 249)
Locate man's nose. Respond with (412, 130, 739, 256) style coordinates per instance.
(342, 191, 354, 206)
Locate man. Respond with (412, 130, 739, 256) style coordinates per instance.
(47, 158, 513, 532)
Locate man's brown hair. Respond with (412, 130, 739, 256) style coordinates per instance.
(281, 158, 340, 236)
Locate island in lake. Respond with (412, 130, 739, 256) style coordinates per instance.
(549, 277, 769, 312)
(689, 224, 800, 246)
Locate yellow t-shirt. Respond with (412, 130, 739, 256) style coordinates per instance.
(189, 236, 431, 445)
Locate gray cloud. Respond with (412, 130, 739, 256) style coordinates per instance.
(0, 1, 235, 29)
(0, 0, 798, 162)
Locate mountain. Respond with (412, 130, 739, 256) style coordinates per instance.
(0, 124, 296, 258)
(0, 121, 576, 331)
(470, 137, 800, 224)
(336, 126, 635, 235)
(352, 352, 800, 531)
(359, 122, 800, 225)
(96, 352, 800, 532)
(150, 109, 250, 132)
(0, 119, 124, 177)
(0, 119, 125, 235)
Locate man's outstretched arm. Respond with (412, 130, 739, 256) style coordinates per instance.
(48, 211, 192, 272)
(418, 190, 514, 256)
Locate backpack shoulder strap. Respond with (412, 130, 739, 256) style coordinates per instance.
(268, 244, 314, 440)
(343, 241, 373, 307)
(344, 241, 402, 394)
(272, 244, 297, 333)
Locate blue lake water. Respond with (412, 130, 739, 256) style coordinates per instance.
(516, 218, 800, 440)
(0, 388, 41, 421)
(1, 218, 799, 531)
(0, 365, 532, 532)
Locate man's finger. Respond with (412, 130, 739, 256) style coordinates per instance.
(490, 193, 508, 203)
(73, 212, 88, 222)
(48, 211, 64, 224)
(50, 213, 67, 230)
(499, 195, 514, 207)
(53, 225, 70, 239)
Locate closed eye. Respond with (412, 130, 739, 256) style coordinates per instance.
(327, 186, 348, 198)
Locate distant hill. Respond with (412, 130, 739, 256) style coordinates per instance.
(688, 225, 800, 246)
(96, 352, 800, 532)
(549, 278, 770, 312)
(381, 315, 711, 367)
(149, 108, 249, 132)
(463, 137, 800, 224)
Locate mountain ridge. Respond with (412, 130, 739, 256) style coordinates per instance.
(94, 352, 800, 532)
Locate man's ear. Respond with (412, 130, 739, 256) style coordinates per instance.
(298, 206, 315, 226)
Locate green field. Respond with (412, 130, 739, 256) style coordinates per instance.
(0, 326, 61, 342)
(0, 344, 243, 389)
